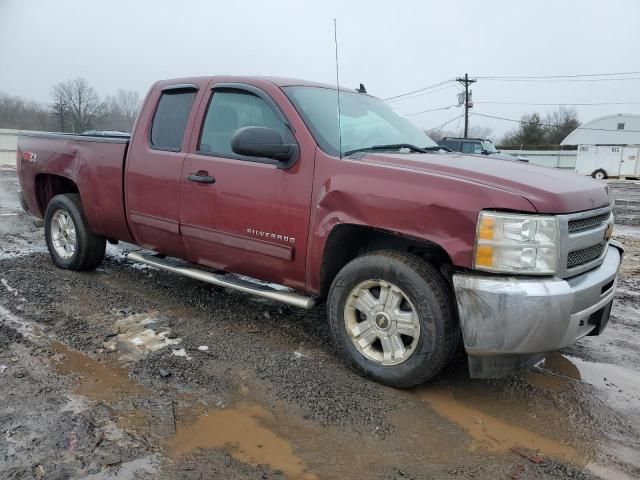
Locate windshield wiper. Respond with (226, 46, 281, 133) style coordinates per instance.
(344, 143, 428, 157)
(423, 145, 453, 152)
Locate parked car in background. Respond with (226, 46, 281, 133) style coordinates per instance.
(16, 75, 620, 387)
(439, 137, 529, 162)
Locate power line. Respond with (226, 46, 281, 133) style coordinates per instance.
(476, 71, 640, 80)
(386, 71, 640, 104)
(477, 77, 640, 83)
(475, 101, 640, 106)
(425, 114, 465, 132)
(384, 79, 455, 102)
(403, 104, 459, 116)
(472, 112, 640, 132)
(384, 84, 458, 103)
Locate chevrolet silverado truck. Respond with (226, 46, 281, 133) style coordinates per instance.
(16, 76, 622, 387)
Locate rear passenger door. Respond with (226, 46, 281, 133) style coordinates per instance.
(126, 84, 200, 257)
(179, 84, 314, 290)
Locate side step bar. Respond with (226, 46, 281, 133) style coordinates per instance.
(127, 252, 316, 310)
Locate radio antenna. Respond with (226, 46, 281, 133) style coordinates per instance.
(333, 18, 343, 159)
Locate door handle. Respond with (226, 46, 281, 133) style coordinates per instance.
(187, 171, 216, 184)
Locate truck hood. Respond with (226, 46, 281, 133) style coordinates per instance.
(361, 152, 610, 213)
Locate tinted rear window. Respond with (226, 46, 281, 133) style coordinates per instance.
(150, 90, 196, 150)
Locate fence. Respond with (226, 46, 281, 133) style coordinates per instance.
(0, 129, 18, 167)
(501, 149, 577, 169)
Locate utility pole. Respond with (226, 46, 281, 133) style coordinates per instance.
(456, 73, 477, 138)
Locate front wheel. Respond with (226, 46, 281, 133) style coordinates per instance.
(327, 251, 459, 388)
(44, 194, 106, 271)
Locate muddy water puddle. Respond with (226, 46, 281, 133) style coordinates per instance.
(51, 341, 151, 402)
(540, 352, 640, 410)
(414, 352, 640, 476)
(167, 403, 318, 480)
(50, 341, 320, 478)
(417, 387, 585, 464)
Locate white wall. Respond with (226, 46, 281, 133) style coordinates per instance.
(501, 149, 577, 169)
(0, 129, 18, 167)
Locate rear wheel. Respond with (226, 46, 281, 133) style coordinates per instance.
(592, 169, 607, 180)
(327, 250, 459, 388)
(44, 194, 106, 271)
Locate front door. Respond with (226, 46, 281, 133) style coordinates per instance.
(179, 85, 314, 289)
(620, 147, 638, 177)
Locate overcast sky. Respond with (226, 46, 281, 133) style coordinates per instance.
(1, 0, 639, 137)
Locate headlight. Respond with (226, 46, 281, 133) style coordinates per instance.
(474, 211, 559, 275)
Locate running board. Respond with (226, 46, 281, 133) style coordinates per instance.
(126, 251, 315, 310)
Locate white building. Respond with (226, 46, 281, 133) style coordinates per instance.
(561, 114, 640, 179)
(0, 129, 19, 167)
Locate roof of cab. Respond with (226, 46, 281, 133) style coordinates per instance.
(155, 75, 355, 92)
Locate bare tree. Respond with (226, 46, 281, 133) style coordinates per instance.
(50, 85, 69, 132)
(51, 78, 104, 132)
(0, 92, 53, 130)
(543, 106, 580, 145)
(466, 125, 495, 142)
(500, 107, 580, 147)
(103, 89, 141, 131)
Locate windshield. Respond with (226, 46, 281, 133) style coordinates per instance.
(283, 86, 438, 157)
(481, 140, 498, 154)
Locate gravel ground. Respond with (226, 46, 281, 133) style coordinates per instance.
(1, 167, 639, 480)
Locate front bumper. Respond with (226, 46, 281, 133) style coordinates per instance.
(452, 241, 623, 378)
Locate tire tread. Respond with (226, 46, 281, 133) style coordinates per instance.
(44, 193, 106, 271)
(327, 250, 460, 388)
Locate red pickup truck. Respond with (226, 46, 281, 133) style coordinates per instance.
(17, 76, 622, 386)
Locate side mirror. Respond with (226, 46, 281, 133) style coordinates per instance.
(231, 126, 297, 163)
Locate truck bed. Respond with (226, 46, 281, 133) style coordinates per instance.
(17, 131, 134, 243)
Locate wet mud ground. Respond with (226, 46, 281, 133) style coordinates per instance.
(1, 166, 639, 479)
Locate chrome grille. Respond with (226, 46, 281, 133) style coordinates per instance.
(567, 243, 606, 268)
(568, 213, 610, 233)
(557, 205, 612, 278)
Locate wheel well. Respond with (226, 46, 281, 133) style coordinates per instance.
(34, 174, 79, 215)
(319, 224, 453, 297)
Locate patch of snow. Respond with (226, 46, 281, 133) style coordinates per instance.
(0, 305, 37, 339)
(0, 244, 47, 260)
(171, 348, 191, 360)
(1, 278, 18, 296)
(112, 313, 181, 361)
(197, 345, 209, 352)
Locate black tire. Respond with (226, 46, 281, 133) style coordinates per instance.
(592, 169, 608, 180)
(327, 250, 460, 388)
(44, 194, 106, 271)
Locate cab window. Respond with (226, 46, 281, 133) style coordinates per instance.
(150, 89, 197, 151)
(199, 90, 290, 157)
